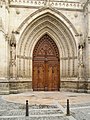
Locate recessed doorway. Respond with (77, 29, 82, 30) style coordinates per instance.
(32, 34, 60, 91)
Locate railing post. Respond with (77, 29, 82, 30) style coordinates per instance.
(66, 99, 70, 116)
(26, 100, 29, 116)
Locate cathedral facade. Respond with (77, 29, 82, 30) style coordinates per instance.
(0, 0, 90, 94)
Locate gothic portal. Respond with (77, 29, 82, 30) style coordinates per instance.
(33, 34, 60, 91)
(0, 0, 90, 94)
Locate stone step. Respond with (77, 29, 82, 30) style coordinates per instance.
(0, 109, 63, 116)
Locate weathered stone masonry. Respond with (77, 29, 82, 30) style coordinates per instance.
(0, 0, 90, 94)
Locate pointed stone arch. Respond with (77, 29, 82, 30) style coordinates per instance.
(16, 7, 78, 36)
(16, 8, 78, 91)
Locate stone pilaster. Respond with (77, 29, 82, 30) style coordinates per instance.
(0, 17, 9, 94)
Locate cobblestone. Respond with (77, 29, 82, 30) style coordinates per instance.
(0, 96, 66, 120)
(0, 116, 69, 120)
(71, 108, 90, 120)
(0, 92, 90, 120)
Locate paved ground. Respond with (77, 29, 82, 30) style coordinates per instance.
(0, 91, 90, 120)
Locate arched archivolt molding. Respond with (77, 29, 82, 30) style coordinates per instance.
(17, 8, 78, 78)
(18, 13, 76, 56)
(16, 8, 78, 56)
(23, 21, 69, 58)
(28, 27, 65, 59)
(16, 7, 78, 36)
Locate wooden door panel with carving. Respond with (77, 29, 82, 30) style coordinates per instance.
(47, 61, 60, 91)
(38, 65, 45, 91)
(48, 66, 53, 91)
(33, 66, 38, 91)
(33, 34, 60, 91)
(33, 61, 45, 91)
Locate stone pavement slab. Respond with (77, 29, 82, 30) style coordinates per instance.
(0, 92, 90, 120)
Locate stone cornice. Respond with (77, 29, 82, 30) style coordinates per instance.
(9, 0, 84, 11)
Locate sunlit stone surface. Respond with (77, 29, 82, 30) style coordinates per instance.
(0, 0, 90, 94)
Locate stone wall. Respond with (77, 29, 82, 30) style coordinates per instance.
(9, 79, 32, 93)
(0, 0, 90, 94)
(0, 3, 9, 94)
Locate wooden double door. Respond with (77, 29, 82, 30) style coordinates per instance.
(33, 34, 60, 91)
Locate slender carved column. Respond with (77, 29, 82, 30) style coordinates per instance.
(78, 45, 84, 79)
(9, 31, 18, 93)
(10, 31, 16, 79)
(77, 34, 86, 92)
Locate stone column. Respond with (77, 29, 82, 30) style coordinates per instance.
(87, 2, 90, 92)
(77, 34, 86, 92)
(78, 44, 85, 79)
(10, 40, 16, 78)
(9, 32, 17, 93)
(82, 1, 90, 93)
